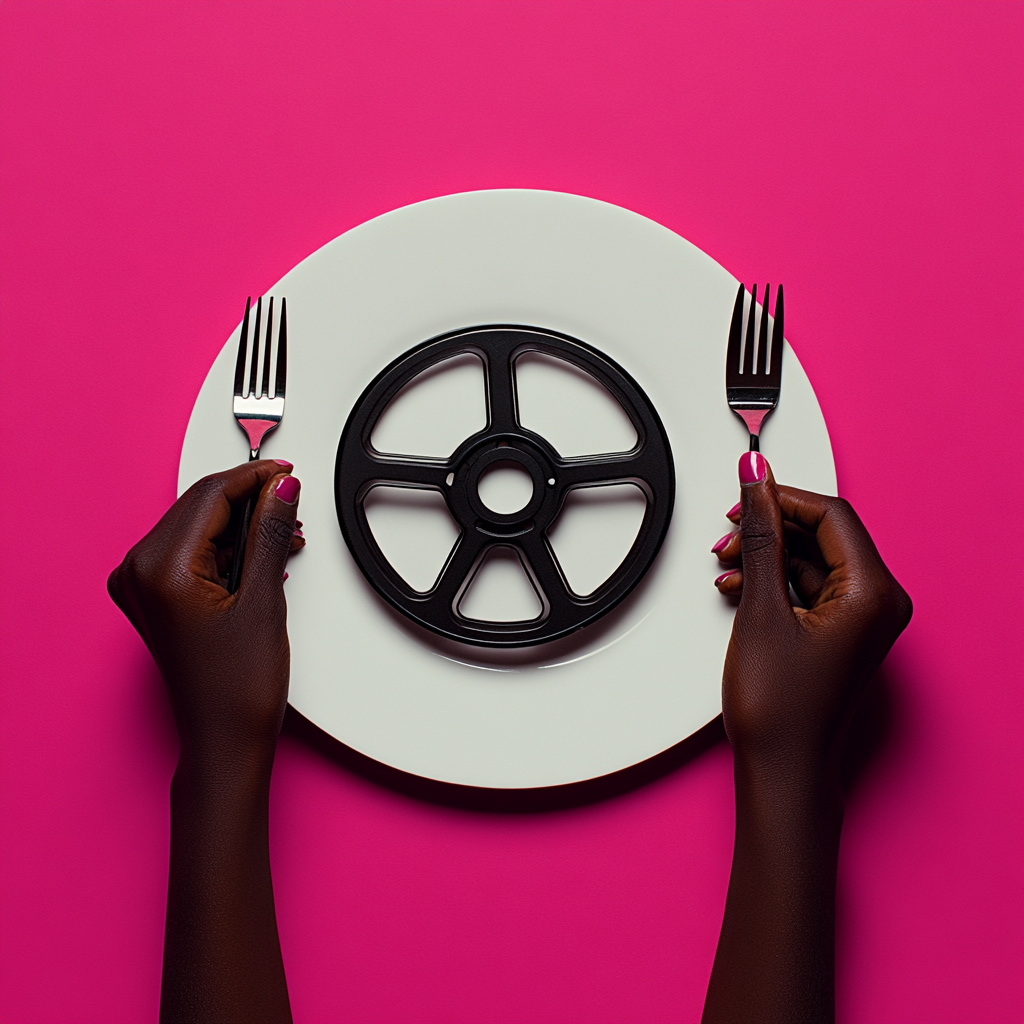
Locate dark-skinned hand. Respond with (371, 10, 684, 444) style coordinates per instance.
(711, 451, 912, 778)
(108, 459, 304, 767)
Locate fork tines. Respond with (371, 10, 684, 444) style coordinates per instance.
(234, 295, 287, 401)
(726, 282, 784, 452)
(233, 295, 287, 458)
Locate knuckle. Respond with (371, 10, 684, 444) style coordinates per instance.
(121, 546, 172, 598)
(822, 495, 858, 525)
(847, 572, 912, 630)
(852, 586, 887, 621)
(188, 474, 223, 503)
(106, 563, 127, 602)
(740, 528, 781, 557)
(124, 548, 152, 584)
(108, 549, 160, 608)
(118, 550, 144, 586)
(259, 515, 295, 550)
(890, 583, 913, 627)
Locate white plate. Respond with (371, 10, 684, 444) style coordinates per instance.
(179, 190, 835, 788)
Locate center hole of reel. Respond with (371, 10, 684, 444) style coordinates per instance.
(476, 460, 535, 515)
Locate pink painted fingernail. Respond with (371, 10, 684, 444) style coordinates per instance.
(274, 459, 293, 469)
(283, 571, 289, 581)
(275, 476, 300, 504)
(726, 501, 741, 519)
(739, 451, 767, 484)
(711, 531, 735, 553)
(715, 571, 740, 585)
(293, 528, 304, 538)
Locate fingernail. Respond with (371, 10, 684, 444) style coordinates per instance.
(283, 571, 289, 581)
(293, 528, 304, 538)
(715, 571, 740, 585)
(296, 521, 303, 529)
(275, 476, 300, 504)
(726, 501, 741, 519)
(711, 531, 735, 553)
(739, 451, 767, 485)
(274, 459, 293, 470)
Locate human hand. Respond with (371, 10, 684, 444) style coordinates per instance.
(108, 460, 305, 770)
(711, 452, 911, 780)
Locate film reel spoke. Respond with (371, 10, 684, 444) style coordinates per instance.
(430, 528, 489, 610)
(556, 455, 643, 490)
(365, 459, 450, 490)
(339, 444, 451, 492)
(518, 532, 576, 619)
(484, 343, 518, 433)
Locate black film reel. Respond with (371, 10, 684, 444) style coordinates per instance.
(335, 325, 675, 647)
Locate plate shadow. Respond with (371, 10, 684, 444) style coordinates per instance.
(283, 705, 726, 814)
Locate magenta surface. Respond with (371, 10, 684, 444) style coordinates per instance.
(2, 3, 1022, 1022)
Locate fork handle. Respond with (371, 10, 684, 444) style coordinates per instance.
(748, 434, 760, 453)
(227, 451, 259, 594)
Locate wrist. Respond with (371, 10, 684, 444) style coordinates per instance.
(733, 750, 845, 824)
(173, 743, 277, 804)
(732, 728, 843, 789)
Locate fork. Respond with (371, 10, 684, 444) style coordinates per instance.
(726, 282, 784, 452)
(228, 295, 287, 592)
(233, 295, 287, 458)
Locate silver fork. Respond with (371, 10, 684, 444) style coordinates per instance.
(726, 282, 784, 452)
(228, 295, 287, 593)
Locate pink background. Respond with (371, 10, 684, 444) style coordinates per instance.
(2, 2, 1022, 1021)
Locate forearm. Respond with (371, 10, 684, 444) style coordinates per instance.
(702, 757, 843, 1024)
(161, 755, 291, 1024)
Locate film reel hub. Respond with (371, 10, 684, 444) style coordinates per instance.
(454, 437, 552, 532)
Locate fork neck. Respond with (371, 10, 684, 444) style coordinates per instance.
(237, 417, 279, 455)
(735, 408, 769, 444)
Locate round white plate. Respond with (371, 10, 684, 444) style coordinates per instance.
(179, 189, 835, 788)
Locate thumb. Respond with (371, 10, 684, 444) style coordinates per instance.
(239, 473, 300, 600)
(736, 452, 791, 622)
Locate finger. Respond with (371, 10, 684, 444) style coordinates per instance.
(715, 560, 825, 609)
(712, 529, 742, 564)
(715, 563, 825, 615)
(173, 459, 295, 553)
(783, 521, 829, 576)
(736, 452, 792, 621)
(238, 474, 300, 601)
(726, 501, 741, 525)
(714, 569, 743, 596)
(788, 555, 829, 607)
(209, 502, 303, 584)
(215, 459, 294, 504)
(776, 485, 886, 579)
